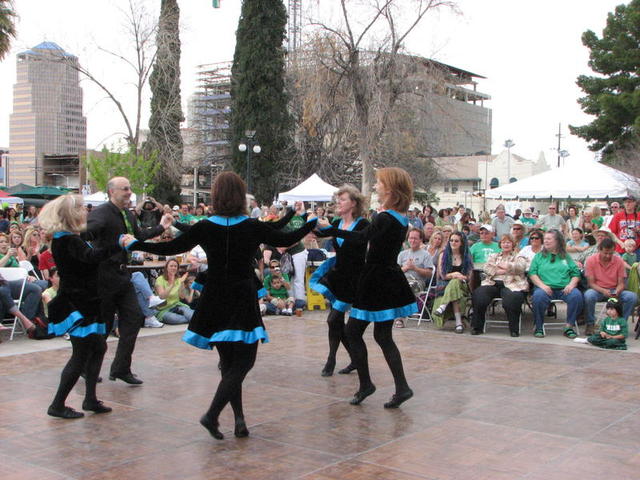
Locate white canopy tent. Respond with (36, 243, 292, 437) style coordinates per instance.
(485, 162, 640, 200)
(278, 173, 338, 202)
(83, 191, 138, 206)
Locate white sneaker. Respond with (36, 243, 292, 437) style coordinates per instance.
(259, 303, 267, 315)
(573, 337, 589, 344)
(144, 316, 164, 328)
(148, 295, 165, 309)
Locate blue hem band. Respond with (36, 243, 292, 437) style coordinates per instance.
(182, 326, 269, 350)
(191, 281, 204, 292)
(257, 287, 267, 299)
(125, 239, 139, 251)
(48, 311, 106, 337)
(331, 299, 351, 312)
(53, 231, 73, 239)
(350, 302, 418, 322)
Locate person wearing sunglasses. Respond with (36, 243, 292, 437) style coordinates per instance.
(517, 229, 544, 265)
(510, 221, 528, 249)
(528, 230, 583, 338)
(535, 203, 567, 236)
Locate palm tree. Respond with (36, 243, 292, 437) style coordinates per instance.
(0, 0, 16, 60)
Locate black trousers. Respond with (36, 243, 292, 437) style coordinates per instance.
(471, 282, 525, 333)
(101, 281, 144, 376)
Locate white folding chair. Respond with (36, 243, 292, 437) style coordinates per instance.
(483, 297, 523, 334)
(408, 269, 436, 327)
(0, 267, 29, 340)
(19, 260, 41, 280)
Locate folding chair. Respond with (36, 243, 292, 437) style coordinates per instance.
(408, 269, 436, 327)
(0, 267, 29, 340)
(483, 297, 523, 334)
(19, 260, 41, 280)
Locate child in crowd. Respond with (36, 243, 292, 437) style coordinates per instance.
(42, 267, 59, 317)
(265, 271, 295, 316)
(621, 239, 637, 271)
(578, 299, 628, 350)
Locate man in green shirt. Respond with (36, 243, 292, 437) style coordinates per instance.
(469, 225, 500, 264)
(178, 204, 195, 224)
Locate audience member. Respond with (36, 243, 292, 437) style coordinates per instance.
(398, 228, 434, 294)
(432, 232, 474, 333)
(136, 197, 163, 229)
(154, 258, 195, 324)
(622, 239, 637, 271)
(583, 237, 637, 336)
(422, 222, 434, 243)
(565, 205, 582, 232)
(529, 229, 582, 338)
(583, 299, 628, 350)
(566, 228, 590, 263)
(510, 221, 528, 249)
(264, 267, 294, 315)
(609, 195, 640, 255)
(536, 203, 567, 235)
(426, 230, 444, 262)
(491, 205, 514, 240)
(603, 202, 619, 227)
(471, 234, 528, 337)
(469, 225, 500, 264)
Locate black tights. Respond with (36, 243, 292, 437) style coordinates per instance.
(345, 317, 409, 394)
(325, 308, 353, 367)
(205, 342, 258, 423)
(51, 334, 107, 409)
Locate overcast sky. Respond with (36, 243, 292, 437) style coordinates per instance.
(0, 0, 625, 167)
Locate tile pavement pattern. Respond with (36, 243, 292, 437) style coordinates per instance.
(1, 315, 640, 479)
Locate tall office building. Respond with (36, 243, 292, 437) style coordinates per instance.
(9, 41, 86, 187)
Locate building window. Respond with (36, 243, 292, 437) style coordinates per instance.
(451, 181, 458, 194)
(490, 178, 499, 189)
(509, 177, 517, 183)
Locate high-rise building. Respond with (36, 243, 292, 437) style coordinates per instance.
(9, 41, 86, 187)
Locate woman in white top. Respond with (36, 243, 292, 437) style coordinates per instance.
(518, 229, 544, 265)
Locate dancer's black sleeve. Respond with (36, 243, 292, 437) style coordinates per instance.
(127, 221, 207, 256)
(266, 208, 296, 229)
(257, 218, 318, 246)
(66, 235, 123, 264)
(321, 214, 390, 245)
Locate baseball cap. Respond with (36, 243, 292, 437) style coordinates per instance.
(623, 195, 637, 202)
(479, 224, 493, 232)
(172, 205, 179, 211)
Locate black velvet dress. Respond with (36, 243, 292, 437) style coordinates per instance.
(47, 232, 122, 337)
(323, 210, 417, 322)
(129, 215, 317, 349)
(310, 217, 369, 312)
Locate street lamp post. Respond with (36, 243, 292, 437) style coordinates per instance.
(559, 149, 570, 167)
(504, 139, 515, 183)
(238, 130, 261, 194)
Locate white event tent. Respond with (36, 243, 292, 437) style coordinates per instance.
(485, 162, 640, 200)
(278, 173, 337, 202)
(83, 191, 138, 206)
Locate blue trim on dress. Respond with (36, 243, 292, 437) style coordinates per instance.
(70, 323, 106, 337)
(331, 299, 351, 313)
(336, 217, 362, 247)
(48, 311, 106, 337)
(206, 215, 249, 226)
(257, 287, 267, 299)
(385, 210, 409, 227)
(53, 231, 73, 239)
(182, 326, 269, 350)
(350, 302, 418, 322)
(125, 239, 139, 251)
(310, 257, 351, 312)
(48, 310, 84, 336)
(191, 281, 204, 292)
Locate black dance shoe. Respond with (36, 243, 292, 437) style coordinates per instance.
(383, 388, 413, 409)
(109, 373, 143, 385)
(82, 400, 112, 414)
(200, 414, 224, 440)
(234, 418, 249, 438)
(510, 331, 520, 337)
(349, 384, 376, 405)
(47, 405, 84, 419)
(321, 360, 335, 377)
(338, 364, 356, 375)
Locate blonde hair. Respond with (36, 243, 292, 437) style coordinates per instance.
(334, 184, 367, 218)
(38, 194, 86, 234)
(376, 167, 413, 212)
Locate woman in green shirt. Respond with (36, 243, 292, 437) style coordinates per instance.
(154, 258, 194, 324)
(529, 229, 583, 338)
(0, 233, 20, 268)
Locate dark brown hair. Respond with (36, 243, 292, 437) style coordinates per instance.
(211, 171, 248, 216)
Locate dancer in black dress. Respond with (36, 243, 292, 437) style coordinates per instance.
(317, 168, 416, 408)
(39, 195, 122, 418)
(123, 172, 317, 439)
(311, 184, 369, 376)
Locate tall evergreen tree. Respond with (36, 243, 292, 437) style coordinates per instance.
(571, 0, 640, 155)
(230, 0, 291, 202)
(147, 0, 184, 204)
(0, 0, 16, 60)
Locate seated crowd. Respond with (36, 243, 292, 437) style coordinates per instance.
(3, 196, 640, 353)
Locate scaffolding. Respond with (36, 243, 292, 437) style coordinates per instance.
(288, 0, 302, 53)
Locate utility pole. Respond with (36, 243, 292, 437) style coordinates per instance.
(556, 123, 563, 168)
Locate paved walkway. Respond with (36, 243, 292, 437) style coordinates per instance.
(1, 311, 640, 479)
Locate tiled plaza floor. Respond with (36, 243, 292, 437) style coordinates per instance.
(2, 312, 640, 479)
